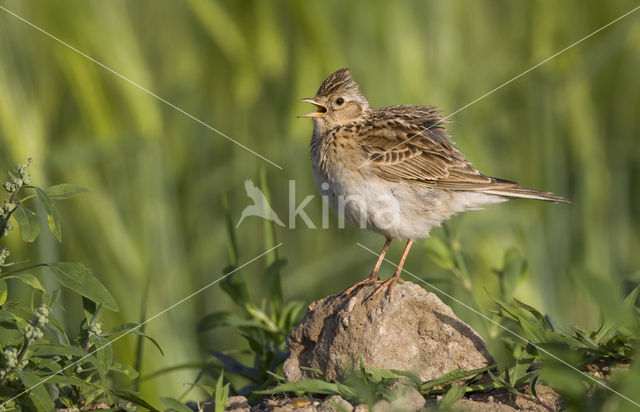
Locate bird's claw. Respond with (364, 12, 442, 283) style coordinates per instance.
(343, 275, 385, 296)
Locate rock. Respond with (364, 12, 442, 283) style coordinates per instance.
(318, 395, 354, 412)
(284, 282, 493, 382)
(370, 400, 390, 412)
(226, 396, 250, 412)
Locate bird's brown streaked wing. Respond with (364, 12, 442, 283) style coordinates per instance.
(355, 123, 499, 190)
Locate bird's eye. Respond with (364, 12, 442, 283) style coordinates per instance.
(335, 97, 344, 105)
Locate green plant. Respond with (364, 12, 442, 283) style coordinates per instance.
(198, 178, 305, 397)
(0, 159, 160, 411)
(426, 230, 640, 410)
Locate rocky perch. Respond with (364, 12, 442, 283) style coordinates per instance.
(284, 281, 494, 382)
(214, 281, 564, 411)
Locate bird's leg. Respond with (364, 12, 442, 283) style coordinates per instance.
(343, 238, 392, 295)
(372, 239, 414, 298)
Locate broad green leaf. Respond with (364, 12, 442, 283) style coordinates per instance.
(90, 334, 113, 379)
(16, 370, 56, 412)
(46, 374, 105, 391)
(32, 343, 92, 358)
(0, 278, 7, 305)
(33, 186, 61, 242)
(12, 205, 41, 242)
(439, 383, 467, 409)
(111, 389, 160, 411)
(160, 397, 193, 412)
(110, 361, 139, 379)
(3, 273, 45, 292)
(0, 309, 28, 329)
(46, 183, 89, 199)
(48, 262, 119, 311)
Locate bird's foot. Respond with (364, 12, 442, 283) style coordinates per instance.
(343, 275, 385, 296)
(370, 275, 402, 299)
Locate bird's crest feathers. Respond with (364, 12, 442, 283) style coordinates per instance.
(316, 68, 360, 98)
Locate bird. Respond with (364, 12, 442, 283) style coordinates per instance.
(299, 68, 568, 297)
(236, 179, 285, 228)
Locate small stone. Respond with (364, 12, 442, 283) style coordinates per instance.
(371, 400, 390, 412)
(389, 384, 425, 411)
(226, 395, 250, 412)
(353, 404, 368, 412)
(291, 397, 311, 408)
(318, 395, 353, 412)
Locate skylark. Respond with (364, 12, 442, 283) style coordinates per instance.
(299, 68, 568, 297)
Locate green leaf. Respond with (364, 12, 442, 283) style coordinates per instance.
(16, 370, 56, 412)
(107, 322, 164, 355)
(90, 334, 113, 379)
(110, 361, 140, 379)
(48, 262, 119, 311)
(220, 265, 250, 305)
(197, 311, 233, 333)
(12, 205, 41, 242)
(0, 309, 28, 329)
(215, 371, 230, 412)
(0, 278, 7, 305)
(300, 366, 328, 381)
(33, 186, 61, 242)
(425, 237, 455, 270)
(111, 389, 160, 411)
(3, 273, 45, 292)
(46, 374, 105, 391)
(255, 379, 344, 396)
(439, 383, 467, 409)
(264, 258, 287, 317)
(209, 350, 262, 382)
(391, 369, 422, 390)
(46, 183, 89, 199)
(363, 365, 398, 382)
(160, 397, 193, 412)
(496, 248, 527, 301)
(422, 365, 495, 391)
(32, 343, 88, 357)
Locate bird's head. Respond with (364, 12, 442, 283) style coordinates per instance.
(299, 68, 370, 129)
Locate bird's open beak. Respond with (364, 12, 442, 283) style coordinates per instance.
(298, 98, 328, 118)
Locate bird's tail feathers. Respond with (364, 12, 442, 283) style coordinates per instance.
(483, 180, 569, 203)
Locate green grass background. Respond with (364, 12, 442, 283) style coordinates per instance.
(1, 0, 639, 403)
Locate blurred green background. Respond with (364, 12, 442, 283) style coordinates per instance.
(1, 0, 639, 403)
